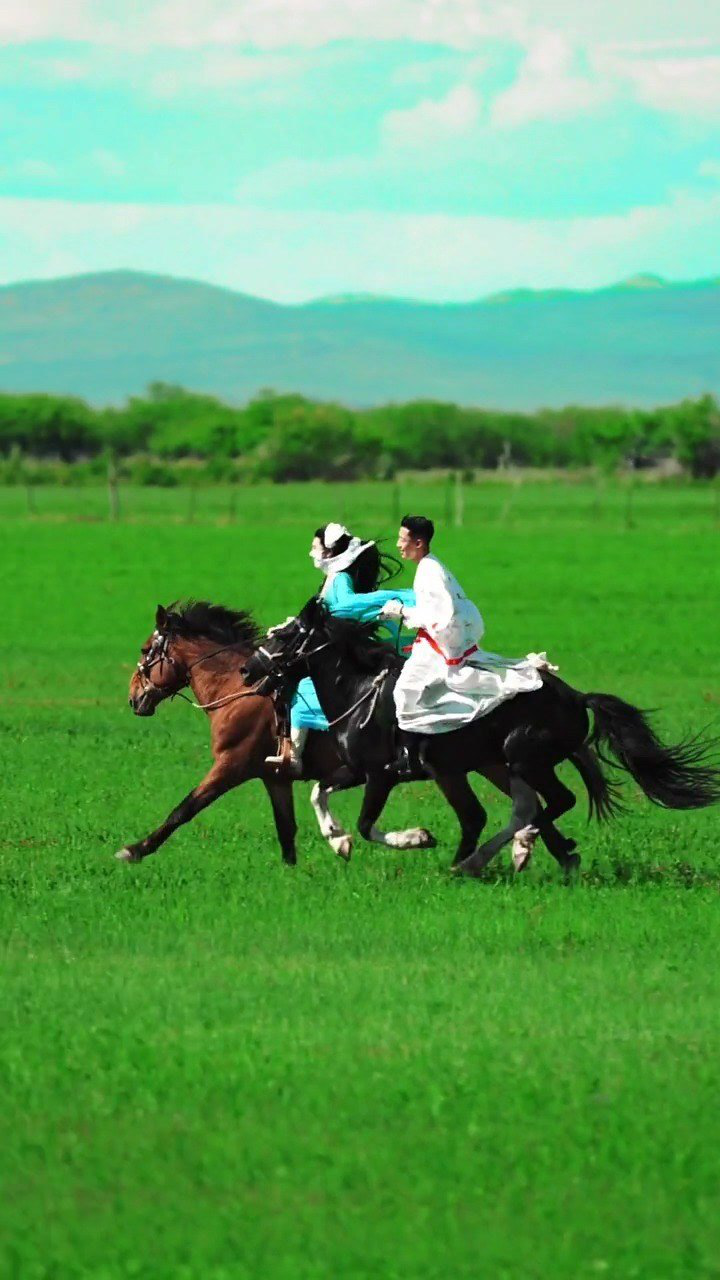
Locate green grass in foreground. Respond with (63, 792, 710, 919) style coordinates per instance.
(1, 482, 719, 1278)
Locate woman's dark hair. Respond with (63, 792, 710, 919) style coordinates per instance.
(401, 514, 434, 546)
(314, 526, 400, 591)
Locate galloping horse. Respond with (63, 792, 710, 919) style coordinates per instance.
(243, 597, 720, 875)
(118, 601, 436, 864)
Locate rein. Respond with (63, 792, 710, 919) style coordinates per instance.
(323, 670, 388, 730)
(172, 681, 269, 712)
(276, 617, 390, 729)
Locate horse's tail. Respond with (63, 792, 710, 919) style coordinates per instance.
(585, 692, 720, 810)
(570, 742, 625, 823)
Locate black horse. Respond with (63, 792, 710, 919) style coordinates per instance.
(244, 597, 720, 876)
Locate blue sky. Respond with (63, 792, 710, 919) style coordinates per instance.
(1, 0, 719, 300)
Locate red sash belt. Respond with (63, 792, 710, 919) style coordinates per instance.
(404, 627, 478, 666)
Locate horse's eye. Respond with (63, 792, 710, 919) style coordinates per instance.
(141, 646, 150, 656)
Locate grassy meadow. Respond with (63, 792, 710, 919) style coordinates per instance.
(1, 479, 719, 1279)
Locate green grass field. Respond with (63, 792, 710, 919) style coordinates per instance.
(2, 482, 719, 1279)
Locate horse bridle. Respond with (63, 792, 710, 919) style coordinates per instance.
(249, 614, 389, 731)
(249, 616, 332, 689)
(136, 630, 265, 700)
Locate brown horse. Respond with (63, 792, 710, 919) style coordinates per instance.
(118, 601, 436, 864)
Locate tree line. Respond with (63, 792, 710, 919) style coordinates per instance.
(0, 383, 719, 481)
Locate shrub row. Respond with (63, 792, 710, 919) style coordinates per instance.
(1, 383, 719, 479)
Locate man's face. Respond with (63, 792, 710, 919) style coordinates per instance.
(397, 525, 425, 562)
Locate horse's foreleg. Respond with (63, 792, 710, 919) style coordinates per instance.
(431, 772, 487, 865)
(310, 767, 356, 861)
(263, 777, 298, 865)
(356, 773, 437, 851)
(116, 761, 236, 862)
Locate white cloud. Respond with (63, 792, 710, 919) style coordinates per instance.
(147, 51, 307, 98)
(0, 0, 527, 51)
(1, 0, 719, 58)
(1, 191, 718, 302)
(382, 84, 481, 147)
(492, 31, 610, 127)
(699, 159, 720, 180)
(612, 54, 720, 118)
(17, 159, 60, 179)
(91, 149, 126, 177)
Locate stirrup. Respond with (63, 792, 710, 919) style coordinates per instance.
(265, 737, 294, 773)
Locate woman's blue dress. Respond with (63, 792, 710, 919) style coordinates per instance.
(291, 571, 415, 731)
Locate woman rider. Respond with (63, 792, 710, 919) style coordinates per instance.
(279, 521, 415, 773)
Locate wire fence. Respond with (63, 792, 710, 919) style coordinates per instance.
(0, 475, 719, 532)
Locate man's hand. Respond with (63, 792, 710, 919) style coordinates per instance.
(380, 599, 405, 622)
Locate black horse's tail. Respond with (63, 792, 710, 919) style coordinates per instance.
(571, 743, 625, 823)
(586, 692, 720, 810)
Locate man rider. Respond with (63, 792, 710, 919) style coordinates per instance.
(381, 514, 548, 777)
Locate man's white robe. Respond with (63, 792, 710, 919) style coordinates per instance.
(394, 554, 544, 734)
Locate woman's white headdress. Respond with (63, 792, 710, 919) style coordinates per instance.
(317, 522, 375, 576)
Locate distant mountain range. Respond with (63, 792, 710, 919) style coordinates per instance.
(0, 269, 718, 408)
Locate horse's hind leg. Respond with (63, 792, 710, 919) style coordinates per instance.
(455, 733, 541, 877)
(479, 758, 573, 872)
(523, 764, 580, 873)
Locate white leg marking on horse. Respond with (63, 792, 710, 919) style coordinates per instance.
(310, 783, 343, 839)
(512, 824, 539, 872)
(330, 834, 353, 861)
(311, 783, 351, 858)
(369, 826, 435, 850)
(115, 847, 138, 863)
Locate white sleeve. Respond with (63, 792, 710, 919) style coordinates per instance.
(402, 561, 454, 634)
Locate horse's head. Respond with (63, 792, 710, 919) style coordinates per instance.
(129, 604, 190, 716)
(242, 596, 326, 693)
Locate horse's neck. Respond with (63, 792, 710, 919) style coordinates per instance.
(181, 638, 247, 704)
(306, 645, 370, 714)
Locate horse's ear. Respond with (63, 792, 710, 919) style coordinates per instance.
(155, 604, 167, 629)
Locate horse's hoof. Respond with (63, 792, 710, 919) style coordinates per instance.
(393, 827, 436, 849)
(451, 858, 483, 879)
(330, 835, 353, 862)
(115, 847, 140, 863)
(564, 853, 581, 877)
(512, 825, 539, 872)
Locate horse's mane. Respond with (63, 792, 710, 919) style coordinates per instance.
(314, 606, 404, 675)
(166, 599, 262, 649)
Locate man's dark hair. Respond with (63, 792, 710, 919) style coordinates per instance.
(401, 514, 434, 546)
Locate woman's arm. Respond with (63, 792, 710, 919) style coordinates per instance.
(327, 572, 415, 623)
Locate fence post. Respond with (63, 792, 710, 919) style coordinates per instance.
(444, 474, 452, 525)
(624, 475, 636, 530)
(187, 482, 197, 524)
(107, 450, 120, 522)
(454, 470, 464, 527)
(391, 480, 400, 527)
